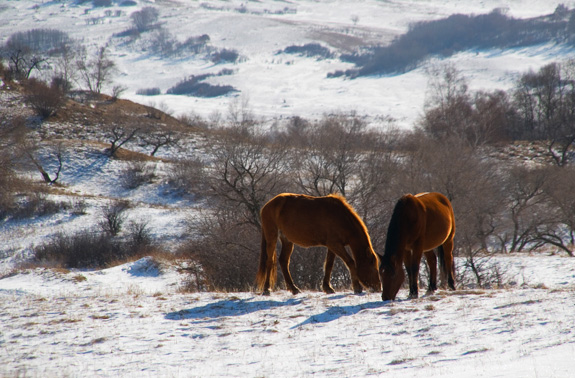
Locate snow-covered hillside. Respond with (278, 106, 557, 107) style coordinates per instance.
(0, 0, 571, 128)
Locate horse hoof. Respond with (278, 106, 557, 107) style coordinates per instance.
(262, 290, 271, 296)
(291, 288, 301, 295)
(323, 286, 335, 294)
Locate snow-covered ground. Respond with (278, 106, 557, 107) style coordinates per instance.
(1, 255, 574, 377)
(0, 0, 571, 128)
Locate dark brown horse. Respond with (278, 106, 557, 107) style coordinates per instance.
(256, 193, 381, 295)
(379, 192, 456, 301)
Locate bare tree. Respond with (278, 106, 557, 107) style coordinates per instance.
(130, 7, 160, 33)
(105, 123, 139, 158)
(0, 117, 27, 216)
(1, 42, 47, 80)
(499, 166, 550, 253)
(208, 126, 292, 229)
(52, 41, 81, 93)
(294, 114, 365, 198)
(513, 60, 575, 166)
(76, 45, 116, 94)
(537, 167, 575, 256)
(142, 129, 180, 156)
(25, 142, 65, 185)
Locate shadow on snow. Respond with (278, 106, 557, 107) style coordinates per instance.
(165, 297, 303, 321)
(293, 297, 391, 329)
(165, 294, 394, 326)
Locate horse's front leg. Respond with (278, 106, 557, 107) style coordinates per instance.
(322, 250, 336, 294)
(278, 237, 300, 295)
(328, 244, 362, 294)
(405, 248, 423, 299)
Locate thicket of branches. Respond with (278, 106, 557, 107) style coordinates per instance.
(181, 62, 575, 292)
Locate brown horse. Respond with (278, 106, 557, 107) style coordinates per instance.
(379, 192, 456, 301)
(256, 193, 381, 295)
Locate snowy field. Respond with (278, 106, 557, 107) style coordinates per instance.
(1, 255, 575, 377)
(0, 0, 571, 128)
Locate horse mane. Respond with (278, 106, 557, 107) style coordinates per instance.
(382, 195, 408, 272)
(327, 194, 376, 261)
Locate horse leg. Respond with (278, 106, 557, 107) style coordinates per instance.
(328, 244, 363, 294)
(322, 250, 336, 294)
(405, 248, 423, 299)
(424, 250, 438, 294)
(278, 236, 300, 295)
(258, 224, 279, 296)
(439, 240, 456, 291)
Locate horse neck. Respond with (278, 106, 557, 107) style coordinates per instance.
(382, 197, 408, 267)
(349, 222, 376, 264)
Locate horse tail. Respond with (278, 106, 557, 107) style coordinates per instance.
(437, 243, 456, 289)
(437, 244, 446, 277)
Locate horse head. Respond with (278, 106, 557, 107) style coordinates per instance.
(379, 254, 404, 301)
(357, 250, 381, 292)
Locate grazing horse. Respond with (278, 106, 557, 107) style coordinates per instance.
(379, 192, 456, 301)
(256, 193, 381, 295)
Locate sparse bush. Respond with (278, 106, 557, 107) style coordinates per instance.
(166, 158, 208, 197)
(32, 231, 146, 269)
(166, 75, 237, 97)
(24, 78, 65, 119)
(93, 0, 112, 7)
(180, 34, 210, 54)
(120, 161, 156, 190)
(9, 193, 70, 220)
(281, 43, 334, 59)
(211, 48, 240, 64)
(126, 220, 155, 255)
(99, 200, 130, 236)
(131, 6, 159, 33)
(180, 217, 259, 292)
(136, 87, 161, 96)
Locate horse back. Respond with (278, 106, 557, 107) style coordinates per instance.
(261, 193, 360, 247)
(414, 192, 455, 246)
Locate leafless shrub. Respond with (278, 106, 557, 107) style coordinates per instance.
(99, 200, 130, 236)
(125, 220, 156, 255)
(32, 230, 144, 269)
(120, 161, 156, 189)
(166, 157, 209, 198)
(24, 78, 65, 119)
(136, 87, 161, 96)
(177, 112, 210, 129)
(180, 210, 260, 292)
(458, 256, 511, 289)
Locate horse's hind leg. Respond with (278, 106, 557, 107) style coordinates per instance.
(278, 236, 300, 295)
(439, 240, 456, 291)
(322, 251, 336, 294)
(424, 250, 438, 294)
